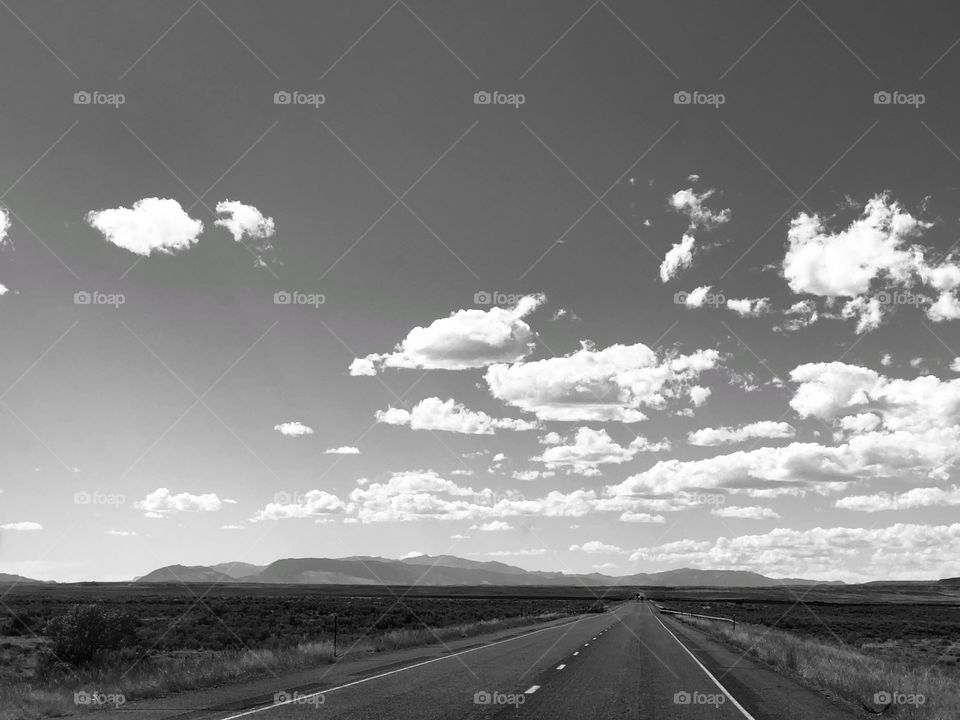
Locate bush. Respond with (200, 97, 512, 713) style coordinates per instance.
(43, 604, 138, 666)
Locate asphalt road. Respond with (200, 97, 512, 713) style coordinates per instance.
(189, 602, 856, 720)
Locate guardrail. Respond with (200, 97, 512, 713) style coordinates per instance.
(657, 608, 737, 630)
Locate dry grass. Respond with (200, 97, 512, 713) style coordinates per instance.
(677, 614, 960, 720)
(0, 613, 566, 720)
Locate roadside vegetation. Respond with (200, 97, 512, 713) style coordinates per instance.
(675, 613, 959, 720)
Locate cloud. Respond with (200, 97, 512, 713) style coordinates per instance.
(86, 198, 203, 256)
(485, 341, 720, 422)
(618, 512, 666, 523)
(532, 427, 669, 474)
(688, 421, 795, 446)
(711, 505, 780, 519)
(471, 520, 512, 531)
(512, 470, 555, 481)
(1, 521, 42, 531)
(375, 397, 539, 434)
(400, 551, 424, 559)
(669, 187, 731, 230)
(486, 549, 546, 557)
(680, 285, 715, 308)
(351, 294, 545, 374)
(569, 540, 624, 554)
(214, 200, 275, 242)
(660, 233, 696, 282)
(325, 446, 360, 454)
(727, 297, 771, 317)
(274, 421, 314, 437)
(221, 524, 245, 530)
(105, 529, 137, 536)
(836, 486, 960, 512)
(0, 208, 9, 245)
(251, 490, 349, 521)
(951, 358, 960, 372)
(0, 284, 9, 297)
(134, 488, 225, 514)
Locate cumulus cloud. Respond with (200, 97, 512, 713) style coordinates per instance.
(486, 549, 546, 557)
(375, 397, 539, 434)
(687, 421, 795, 446)
(134, 488, 225, 514)
(325, 446, 360, 454)
(214, 200, 275, 242)
(471, 520, 512, 531)
(274, 421, 314, 437)
(251, 490, 348, 521)
(0, 208, 9, 245)
(1, 521, 42, 531)
(836, 485, 960, 512)
(711, 505, 780, 519)
(350, 295, 545, 375)
(669, 187, 731, 230)
(618, 512, 666, 523)
(569, 540, 624, 554)
(86, 198, 203, 256)
(659, 233, 695, 282)
(485, 341, 720, 422)
(727, 297, 771, 317)
(532, 427, 669, 475)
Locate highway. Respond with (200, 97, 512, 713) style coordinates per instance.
(171, 602, 856, 720)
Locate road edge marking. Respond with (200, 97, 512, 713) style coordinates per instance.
(216, 614, 592, 720)
(653, 613, 758, 720)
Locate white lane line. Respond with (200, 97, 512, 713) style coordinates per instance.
(216, 615, 589, 720)
(653, 613, 757, 720)
(584, 643, 589, 646)
(556, 664, 566, 670)
(525, 685, 541, 694)
(573, 651, 579, 656)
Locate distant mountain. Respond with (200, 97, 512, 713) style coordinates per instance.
(134, 556, 841, 587)
(0, 572, 43, 584)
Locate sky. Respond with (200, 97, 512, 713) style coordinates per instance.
(2, 0, 960, 583)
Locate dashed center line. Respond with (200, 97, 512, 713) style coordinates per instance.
(573, 651, 579, 656)
(525, 685, 540, 694)
(584, 643, 589, 646)
(556, 664, 566, 670)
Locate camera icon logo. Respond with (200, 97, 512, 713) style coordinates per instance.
(876, 291, 892, 305)
(673, 291, 689, 305)
(74, 91, 92, 105)
(874, 91, 892, 105)
(874, 691, 892, 704)
(274, 691, 292, 704)
(74, 291, 92, 305)
(673, 91, 691, 105)
(74, 491, 92, 505)
(474, 290, 491, 304)
(673, 691, 691, 705)
(474, 91, 492, 105)
(473, 690, 492, 705)
(274, 291, 292, 305)
(274, 91, 292, 105)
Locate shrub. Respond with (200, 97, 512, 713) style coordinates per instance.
(43, 604, 138, 666)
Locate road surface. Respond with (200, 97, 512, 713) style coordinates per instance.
(129, 602, 855, 720)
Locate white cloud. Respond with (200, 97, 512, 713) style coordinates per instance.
(569, 540, 624, 554)
(659, 233, 696, 282)
(1, 521, 42, 531)
(105, 529, 137, 536)
(221, 524, 245, 530)
(274, 421, 314, 437)
(951, 358, 960, 372)
(134, 488, 224, 514)
(711, 505, 780, 519)
(512, 470, 554, 481)
(533, 427, 668, 474)
(251, 490, 348, 521)
(836, 486, 960, 512)
(86, 198, 203, 256)
(618, 512, 666, 523)
(400, 551, 424, 559)
(451, 533, 470, 539)
(375, 397, 539, 434)
(351, 294, 544, 374)
(471, 520, 512, 531)
(0, 208, 9, 245)
(325, 446, 360, 454)
(840, 295, 885, 334)
(214, 200, 275, 242)
(669, 187, 731, 230)
(727, 297, 771, 317)
(688, 421, 795, 446)
(881, 353, 893, 367)
(681, 285, 713, 308)
(486, 341, 720, 422)
(0, 284, 9, 297)
(486, 549, 546, 557)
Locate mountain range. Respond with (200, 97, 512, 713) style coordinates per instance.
(131, 555, 845, 587)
